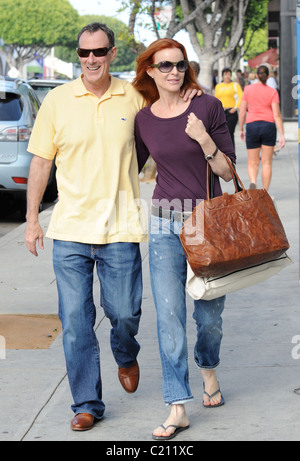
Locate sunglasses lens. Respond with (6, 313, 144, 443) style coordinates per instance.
(77, 47, 111, 58)
(177, 60, 188, 72)
(93, 48, 109, 57)
(158, 62, 173, 73)
(77, 48, 89, 58)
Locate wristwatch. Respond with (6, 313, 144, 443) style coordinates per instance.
(205, 146, 218, 161)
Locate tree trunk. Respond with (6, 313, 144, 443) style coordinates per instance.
(197, 55, 216, 90)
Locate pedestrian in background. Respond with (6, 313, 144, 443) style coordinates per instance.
(262, 62, 279, 90)
(236, 69, 245, 90)
(214, 68, 243, 148)
(239, 64, 285, 191)
(190, 61, 212, 94)
(212, 69, 218, 90)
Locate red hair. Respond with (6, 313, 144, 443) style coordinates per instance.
(132, 38, 202, 106)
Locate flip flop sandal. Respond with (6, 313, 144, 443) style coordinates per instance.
(203, 383, 225, 408)
(152, 424, 190, 441)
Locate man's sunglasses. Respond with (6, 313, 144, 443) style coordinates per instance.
(76, 47, 113, 58)
(150, 60, 189, 73)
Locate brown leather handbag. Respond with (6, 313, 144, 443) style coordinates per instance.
(180, 156, 290, 278)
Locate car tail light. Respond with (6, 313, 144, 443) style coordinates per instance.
(0, 127, 18, 142)
(12, 177, 28, 184)
(18, 126, 32, 141)
(0, 125, 31, 142)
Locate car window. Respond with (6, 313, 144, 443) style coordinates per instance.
(28, 90, 40, 119)
(29, 84, 54, 92)
(29, 84, 53, 102)
(0, 93, 23, 121)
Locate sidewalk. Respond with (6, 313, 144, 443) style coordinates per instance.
(0, 137, 299, 442)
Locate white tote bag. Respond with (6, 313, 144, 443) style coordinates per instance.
(186, 254, 293, 301)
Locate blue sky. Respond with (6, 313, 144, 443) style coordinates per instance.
(69, 0, 128, 22)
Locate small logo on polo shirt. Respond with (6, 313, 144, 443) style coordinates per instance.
(121, 118, 127, 121)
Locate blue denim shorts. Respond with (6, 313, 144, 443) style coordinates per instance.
(246, 121, 276, 149)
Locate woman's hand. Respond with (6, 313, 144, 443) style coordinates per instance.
(186, 113, 232, 182)
(239, 130, 246, 142)
(278, 133, 285, 149)
(185, 112, 206, 143)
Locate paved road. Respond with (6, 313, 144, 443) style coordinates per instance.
(0, 197, 23, 237)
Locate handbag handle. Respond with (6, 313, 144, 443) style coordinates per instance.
(207, 154, 245, 200)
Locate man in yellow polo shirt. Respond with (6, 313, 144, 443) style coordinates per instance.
(25, 23, 146, 432)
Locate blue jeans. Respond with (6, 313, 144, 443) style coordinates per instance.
(53, 240, 142, 418)
(149, 215, 225, 405)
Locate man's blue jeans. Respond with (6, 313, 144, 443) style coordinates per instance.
(53, 240, 142, 418)
(149, 215, 225, 405)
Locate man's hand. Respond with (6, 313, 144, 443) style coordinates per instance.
(25, 155, 52, 256)
(180, 88, 203, 102)
(25, 221, 44, 257)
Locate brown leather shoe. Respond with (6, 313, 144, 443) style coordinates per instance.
(118, 361, 140, 393)
(70, 413, 95, 431)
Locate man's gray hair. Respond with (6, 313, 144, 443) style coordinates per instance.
(77, 22, 115, 47)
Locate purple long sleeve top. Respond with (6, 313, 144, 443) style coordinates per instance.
(135, 95, 236, 212)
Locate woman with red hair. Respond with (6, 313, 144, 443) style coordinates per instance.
(133, 39, 235, 441)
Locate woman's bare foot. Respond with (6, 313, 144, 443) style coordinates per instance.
(201, 369, 223, 407)
(152, 404, 190, 438)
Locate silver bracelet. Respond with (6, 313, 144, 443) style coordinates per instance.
(204, 146, 218, 161)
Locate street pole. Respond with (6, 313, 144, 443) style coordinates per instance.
(295, 1, 300, 397)
(297, 2, 300, 283)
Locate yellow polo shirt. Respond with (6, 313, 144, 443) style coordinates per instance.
(27, 76, 148, 244)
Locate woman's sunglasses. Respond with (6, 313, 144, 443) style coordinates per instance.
(150, 60, 189, 73)
(76, 47, 113, 58)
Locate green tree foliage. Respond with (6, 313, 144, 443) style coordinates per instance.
(242, 0, 269, 62)
(121, 0, 270, 87)
(0, 0, 80, 75)
(231, 0, 269, 66)
(0, 0, 79, 46)
(244, 26, 268, 62)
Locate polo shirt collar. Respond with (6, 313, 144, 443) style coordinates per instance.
(72, 75, 126, 98)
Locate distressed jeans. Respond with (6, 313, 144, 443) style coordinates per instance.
(149, 214, 225, 405)
(53, 240, 142, 418)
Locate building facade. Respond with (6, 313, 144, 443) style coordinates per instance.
(269, 0, 297, 122)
